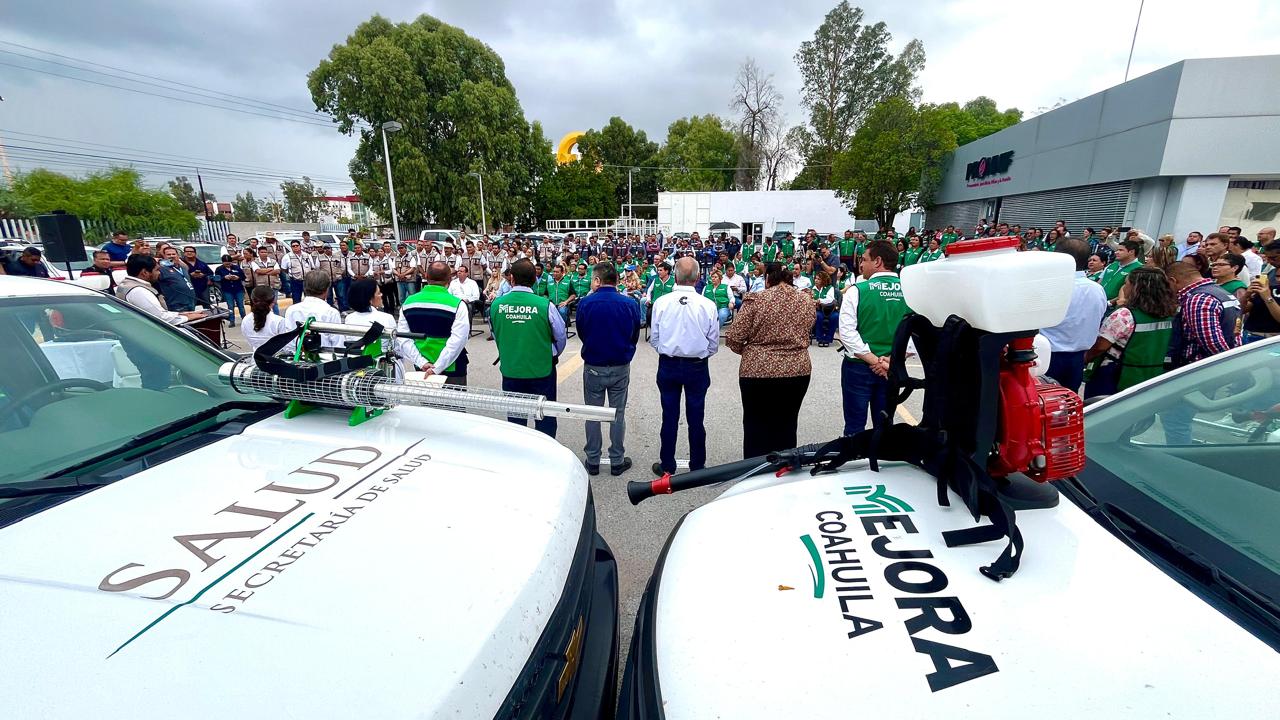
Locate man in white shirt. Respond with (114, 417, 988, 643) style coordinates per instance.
(283, 270, 344, 351)
(723, 262, 748, 312)
(1041, 239, 1108, 392)
(1231, 236, 1265, 282)
(117, 254, 206, 325)
(282, 239, 312, 304)
(448, 265, 482, 323)
(649, 257, 719, 476)
(346, 243, 374, 282)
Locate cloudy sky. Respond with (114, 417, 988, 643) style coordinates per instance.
(2, 0, 1278, 201)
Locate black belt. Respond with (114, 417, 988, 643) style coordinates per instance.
(660, 354, 707, 363)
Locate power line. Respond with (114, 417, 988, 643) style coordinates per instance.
(0, 47, 333, 125)
(0, 40, 359, 125)
(1, 130, 351, 184)
(0, 61, 340, 129)
(4, 146, 349, 186)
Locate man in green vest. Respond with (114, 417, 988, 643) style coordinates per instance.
(532, 262, 550, 297)
(1099, 239, 1144, 303)
(491, 258, 567, 437)
(941, 226, 959, 248)
(546, 263, 574, 325)
(838, 230, 859, 272)
(398, 261, 470, 384)
(838, 240, 909, 435)
(779, 232, 796, 259)
(763, 238, 780, 263)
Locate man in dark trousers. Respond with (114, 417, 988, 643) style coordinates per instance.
(491, 259, 567, 437)
(576, 261, 643, 476)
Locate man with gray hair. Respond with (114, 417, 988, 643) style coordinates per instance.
(649, 256, 719, 476)
(284, 269, 344, 350)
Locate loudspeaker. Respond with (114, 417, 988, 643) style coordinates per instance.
(36, 212, 88, 264)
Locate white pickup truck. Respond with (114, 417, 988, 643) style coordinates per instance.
(0, 275, 618, 719)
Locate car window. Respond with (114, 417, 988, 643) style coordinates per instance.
(1084, 339, 1280, 577)
(0, 295, 272, 487)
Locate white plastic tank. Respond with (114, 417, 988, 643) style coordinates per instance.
(900, 236, 1075, 333)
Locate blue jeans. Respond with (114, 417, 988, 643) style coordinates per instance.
(556, 305, 570, 327)
(814, 306, 837, 344)
(841, 359, 886, 435)
(398, 282, 416, 304)
(333, 276, 351, 312)
(288, 278, 303, 304)
(1243, 331, 1277, 344)
(502, 373, 557, 438)
(716, 307, 731, 326)
(223, 289, 246, 325)
(656, 356, 710, 472)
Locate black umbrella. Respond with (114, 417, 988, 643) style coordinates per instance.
(708, 221, 739, 230)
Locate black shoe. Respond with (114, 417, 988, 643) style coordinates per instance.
(486, 335, 494, 341)
(651, 462, 671, 476)
(611, 457, 633, 476)
(585, 462, 599, 476)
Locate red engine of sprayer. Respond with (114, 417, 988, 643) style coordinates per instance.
(989, 336, 1086, 481)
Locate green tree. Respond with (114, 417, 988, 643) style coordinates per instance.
(10, 168, 200, 236)
(577, 117, 660, 215)
(0, 182, 33, 218)
(831, 97, 956, 228)
(167, 176, 213, 214)
(308, 14, 554, 228)
(279, 177, 326, 223)
(793, 2, 925, 188)
(653, 115, 738, 192)
(534, 160, 616, 222)
(929, 96, 1022, 147)
(231, 191, 263, 221)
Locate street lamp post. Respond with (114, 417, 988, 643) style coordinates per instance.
(469, 172, 486, 234)
(381, 121, 403, 241)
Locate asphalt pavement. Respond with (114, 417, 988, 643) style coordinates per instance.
(222, 311, 925, 666)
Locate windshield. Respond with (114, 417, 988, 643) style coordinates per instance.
(1082, 338, 1280, 623)
(0, 294, 274, 488)
(193, 245, 225, 264)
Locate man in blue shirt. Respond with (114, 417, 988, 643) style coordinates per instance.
(576, 261, 643, 476)
(155, 245, 197, 311)
(101, 230, 132, 268)
(182, 245, 214, 306)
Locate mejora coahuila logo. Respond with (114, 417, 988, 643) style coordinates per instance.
(798, 484, 997, 692)
(96, 441, 433, 658)
(965, 150, 1014, 188)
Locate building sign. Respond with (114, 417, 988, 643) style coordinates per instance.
(965, 150, 1015, 188)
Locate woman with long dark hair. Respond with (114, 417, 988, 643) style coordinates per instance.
(725, 262, 816, 458)
(1084, 267, 1179, 397)
(240, 284, 290, 351)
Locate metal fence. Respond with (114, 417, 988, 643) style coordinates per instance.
(0, 216, 112, 245)
(199, 218, 231, 244)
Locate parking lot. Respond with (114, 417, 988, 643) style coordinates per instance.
(224, 316, 926, 660)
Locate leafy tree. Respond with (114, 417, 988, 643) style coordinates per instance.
(652, 115, 738, 192)
(0, 182, 33, 218)
(929, 96, 1022, 147)
(577, 117, 660, 215)
(308, 14, 554, 228)
(9, 168, 200, 236)
(279, 177, 326, 223)
(831, 97, 956, 228)
(534, 160, 616, 222)
(231, 191, 264, 221)
(167, 176, 213, 214)
(730, 57, 783, 190)
(794, 2, 925, 187)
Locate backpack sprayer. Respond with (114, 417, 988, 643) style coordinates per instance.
(628, 237, 1087, 581)
(218, 319, 614, 426)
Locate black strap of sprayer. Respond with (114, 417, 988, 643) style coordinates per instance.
(254, 322, 375, 382)
(806, 314, 1025, 581)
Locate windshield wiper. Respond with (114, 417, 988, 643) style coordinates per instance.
(123, 399, 273, 449)
(0, 476, 116, 499)
(1098, 501, 1280, 636)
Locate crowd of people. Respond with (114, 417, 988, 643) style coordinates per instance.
(83, 216, 1280, 472)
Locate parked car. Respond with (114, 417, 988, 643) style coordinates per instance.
(0, 274, 619, 719)
(418, 229, 461, 248)
(618, 336, 1280, 718)
(1, 242, 97, 280)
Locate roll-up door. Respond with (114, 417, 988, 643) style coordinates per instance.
(925, 200, 987, 232)
(997, 181, 1132, 231)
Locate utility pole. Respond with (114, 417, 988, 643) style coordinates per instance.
(0, 130, 13, 186)
(1124, 0, 1145, 82)
(470, 172, 486, 234)
(380, 121, 403, 241)
(196, 169, 211, 240)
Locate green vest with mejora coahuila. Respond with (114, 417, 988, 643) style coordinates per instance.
(491, 290, 554, 379)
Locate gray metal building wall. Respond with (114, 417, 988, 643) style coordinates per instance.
(924, 200, 987, 232)
(996, 181, 1132, 231)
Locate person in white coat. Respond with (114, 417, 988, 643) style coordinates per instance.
(283, 270, 344, 351)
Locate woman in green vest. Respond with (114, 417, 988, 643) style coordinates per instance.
(901, 236, 924, 267)
(1083, 267, 1178, 398)
(812, 271, 838, 346)
(1211, 252, 1249, 307)
(702, 269, 732, 326)
(919, 237, 944, 263)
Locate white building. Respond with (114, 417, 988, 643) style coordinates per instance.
(657, 190, 878, 239)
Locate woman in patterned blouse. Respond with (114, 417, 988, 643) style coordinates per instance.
(725, 262, 817, 458)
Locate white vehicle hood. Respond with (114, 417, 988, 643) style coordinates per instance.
(0, 407, 587, 719)
(654, 463, 1280, 719)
